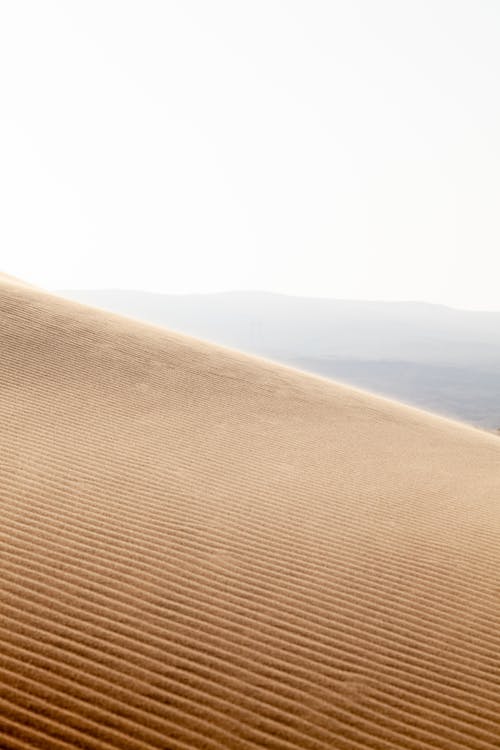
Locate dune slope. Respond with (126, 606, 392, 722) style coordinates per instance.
(0, 274, 499, 750)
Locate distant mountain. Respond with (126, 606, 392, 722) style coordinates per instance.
(58, 290, 500, 428)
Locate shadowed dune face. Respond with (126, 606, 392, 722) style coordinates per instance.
(0, 276, 499, 750)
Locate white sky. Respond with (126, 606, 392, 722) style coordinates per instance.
(1, 1, 499, 309)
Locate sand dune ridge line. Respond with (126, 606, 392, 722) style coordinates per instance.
(0, 276, 499, 749)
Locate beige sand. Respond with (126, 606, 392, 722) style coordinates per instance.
(0, 273, 499, 750)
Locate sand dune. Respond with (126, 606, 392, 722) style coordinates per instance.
(0, 273, 499, 750)
(58, 289, 500, 430)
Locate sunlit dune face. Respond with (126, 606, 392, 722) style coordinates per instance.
(0, 276, 499, 750)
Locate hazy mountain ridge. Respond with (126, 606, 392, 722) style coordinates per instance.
(58, 290, 500, 428)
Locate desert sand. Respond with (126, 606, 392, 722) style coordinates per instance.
(0, 272, 499, 750)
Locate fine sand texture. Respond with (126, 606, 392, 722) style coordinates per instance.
(0, 273, 499, 750)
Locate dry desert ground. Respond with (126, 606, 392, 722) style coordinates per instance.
(0, 273, 499, 750)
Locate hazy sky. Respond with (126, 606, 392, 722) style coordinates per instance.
(1, 1, 499, 309)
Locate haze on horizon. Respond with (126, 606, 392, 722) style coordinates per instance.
(1, 1, 499, 311)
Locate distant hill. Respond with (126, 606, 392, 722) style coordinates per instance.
(59, 290, 500, 428)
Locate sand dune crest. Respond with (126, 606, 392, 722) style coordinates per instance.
(0, 276, 499, 749)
